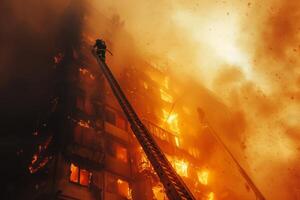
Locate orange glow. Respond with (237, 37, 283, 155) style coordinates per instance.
(174, 136, 180, 147)
(116, 145, 128, 163)
(28, 156, 51, 174)
(162, 109, 180, 133)
(70, 163, 91, 186)
(160, 88, 173, 103)
(173, 159, 189, 177)
(117, 179, 130, 198)
(143, 82, 148, 89)
(77, 119, 91, 128)
(70, 163, 79, 183)
(198, 170, 209, 185)
(31, 154, 38, 164)
(208, 192, 214, 200)
(163, 77, 169, 89)
(79, 169, 91, 186)
(137, 147, 151, 172)
(152, 184, 166, 200)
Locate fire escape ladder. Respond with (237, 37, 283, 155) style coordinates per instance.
(93, 52, 197, 200)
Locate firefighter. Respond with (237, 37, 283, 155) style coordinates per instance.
(93, 39, 107, 62)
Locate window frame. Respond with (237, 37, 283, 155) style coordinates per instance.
(69, 163, 92, 187)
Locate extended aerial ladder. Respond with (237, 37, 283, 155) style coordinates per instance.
(92, 51, 197, 200)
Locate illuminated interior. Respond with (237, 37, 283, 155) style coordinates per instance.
(70, 163, 91, 186)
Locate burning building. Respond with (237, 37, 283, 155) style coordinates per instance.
(43, 39, 219, 200)
(1, 0, 300, 200)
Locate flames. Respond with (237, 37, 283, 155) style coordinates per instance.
(28, 136, 53, 174)
(160, 89, 173, 103)
(208, 192, 214, 200)
(77, 119, 91, 129)
(162, 109, 180, 132)
(15, 0, 299, 199)
(197, 170, 209, 185)
(166, 156, 189, 177)
(173, 159, 189, 177)
(117, 179, 131, 199)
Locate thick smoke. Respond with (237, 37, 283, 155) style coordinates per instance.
(1, 0, 299, 199)
(88, 0, 300, 199)
(0, 0, 85, 198)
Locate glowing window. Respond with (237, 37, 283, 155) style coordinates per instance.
(79, 169, 90, 186)
(116, 145, 128, 163)
(197, 170, 209, 185)
(107, 175, 130, 198)
(70, 163, 79, 183)
(107, 141, 128, 163)
(117, 179, 130, 198)
(70, 163, 91, 186)
(162, 109, 180, 134)
(173, 159, 188, 177)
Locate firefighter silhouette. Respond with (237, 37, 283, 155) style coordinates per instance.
(94, 39, 107, 61)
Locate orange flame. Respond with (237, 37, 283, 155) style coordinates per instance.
(198, 170, 209, 185)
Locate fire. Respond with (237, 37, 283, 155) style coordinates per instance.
(197, 170, 209, 185)
(116, 145, 128, 163)
(162, 109, 180, 134)
(137, 147, 151, 172)
(77, 119, 91, 128)
(29, 156, 51, 174)
(31, 154, 38, 164)
(172, 158, 189, 177)
(208, 192, 214, 200)
(117, 179, 130, 198)
(160, 88, 173, 103)
(152, 184, 166, 200)
(174, 136, 180, 147)
(70, 163, 79, 183)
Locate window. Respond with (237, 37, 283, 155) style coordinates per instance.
(105, 108, 127, 130)
(107, 141, 128, 163)
(173, 159, 188, 177)
(117, 179, 129, 198)
(115, 145, 128, 163)
(106, 175, 130, 198)
(70, 163, 92, 186)
(105, 108, 116, 125)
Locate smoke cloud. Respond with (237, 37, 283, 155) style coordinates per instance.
(1, 0, 299, 199)
(87, 0, 300, 199)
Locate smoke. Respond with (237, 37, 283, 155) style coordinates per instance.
(88, 0, 300, 199)
(1, 0, 299, 199)
(0, 0, 86, 198)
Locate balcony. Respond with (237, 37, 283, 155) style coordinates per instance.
(65, 143, 104, 170)
(142, 119, 177, 147)
(104, 122, 130, 143)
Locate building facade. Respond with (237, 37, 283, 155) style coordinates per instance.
(47, 42, 214, 200)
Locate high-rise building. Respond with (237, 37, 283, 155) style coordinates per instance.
(45, 41, 214, 200)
